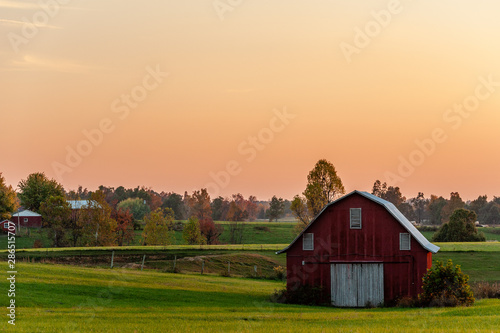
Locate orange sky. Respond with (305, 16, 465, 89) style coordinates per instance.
(1, 0, 500, 201)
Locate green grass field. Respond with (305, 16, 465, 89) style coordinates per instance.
(1, 263, 499, 332)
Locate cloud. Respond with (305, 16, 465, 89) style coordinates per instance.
(1, 54, 107, 73)
(0, 18, 61, 29)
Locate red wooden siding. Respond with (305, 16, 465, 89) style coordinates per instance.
(283, 192, 433, 305)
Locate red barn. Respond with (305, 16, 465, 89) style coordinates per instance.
(11, 210, 43, 229)
(277, 190, 439, 307)
(1, 220, 15, 233)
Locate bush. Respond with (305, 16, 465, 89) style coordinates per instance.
(471, 282, 500, 299)
(433, 208, 486, 242)
(254, 226, 271, 232)
(273, 266, 286, 280)
(419, 259, 474, 307)
(417, 225, 439, 232)
(33, 239, 43, 248)
(271, 284, 327, 306)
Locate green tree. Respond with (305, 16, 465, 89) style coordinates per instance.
(479, 201, 500, 225)
(117, 198, 150, 221)
(141, 208, 173, 246)
(290, 196, 310, 224)
(428, 195, 447, 225)
(0, 173, 18, 220)
(18, 172, 65, 212)
(268, 196, 285, 222)
(182, 216, 205, 245)
(433, 208, 485, 242)
(420, 260, 474, 307)
(78, 191, 117, 246)
(162, 192, 185, 220)
(468, 195, 488, 216)
(440, 192, 465, 223)
(211, 196, 230, 221)
(291, 159, 345, 228)
(39, 195, 72, 247)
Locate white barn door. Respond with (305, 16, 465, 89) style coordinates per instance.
(331, 263, 384, 307)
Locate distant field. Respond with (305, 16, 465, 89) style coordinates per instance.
(1, 263, 499, 333)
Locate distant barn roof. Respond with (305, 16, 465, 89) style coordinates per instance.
(12, 210, 41, 217)
(67, 200, 100, 209)
(277, 190, 440, 254)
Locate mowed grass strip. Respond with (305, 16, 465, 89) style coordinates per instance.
(2, 263, 500, 333)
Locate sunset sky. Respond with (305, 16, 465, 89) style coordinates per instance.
(1, 0, 500, 201)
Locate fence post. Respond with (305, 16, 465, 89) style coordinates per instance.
(201, 260, 204, 275)
(173, 255, 177, 271)
(141, 254, 146, 271)
(228, 261, 230, 276)
(254, 265, 258, 277)
(110, 250, 114, 269)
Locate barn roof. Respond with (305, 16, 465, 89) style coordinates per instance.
(12, 210, 41, 217)
(67, 200, 100, 209)
(277, 190, 440, 254)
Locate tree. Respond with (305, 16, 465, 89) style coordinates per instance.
(141, 208, 173, 246)
(162, 192, 185, 220)
(78, 191, 117, 246)
(246, 195, 258, 221)
(0, 173, 18, 220)
(304, 159, 345, 217)
(468, 195, 488, 216)
(479, 201, 500, 225)
(428, 195, 447, 225)
(440, 192, 465, 223)
(371, 180, 406, 208)
(291, 159, 344, 228)
(268, 196, 285, 222)
(182, 216, 206, 245)
(199, 218, 223, 245)
(117, 198, 150, 221)
(227, 201, 248, 221)
(410, 192, 428, 224)
(187, 189, 212, 221)
(113, 208, 135, 246)
(211, 196, 230, 221)
(18, 172, 65, 212)
(433, 208, 485, 242)
(39, 195, 72, 247)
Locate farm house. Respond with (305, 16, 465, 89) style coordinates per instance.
(277, 190, 439, 307)
(11, 210, 42, 229)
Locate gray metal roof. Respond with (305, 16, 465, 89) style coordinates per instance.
(67, 200, 99, 209)
(12, 210, 41, 217)
(277, 190, 440, 254)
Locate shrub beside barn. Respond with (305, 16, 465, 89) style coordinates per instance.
(277, 190, 439, 307)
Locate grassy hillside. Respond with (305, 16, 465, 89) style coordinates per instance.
(1, 263, 499, 332)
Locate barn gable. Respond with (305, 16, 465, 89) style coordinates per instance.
(277, 190, 439, 254)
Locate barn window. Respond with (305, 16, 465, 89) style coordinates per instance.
(350, 208, 362, 229)
(24, 218, 28, 223)
(3, 222, 8, 228)
(400, 233, 411, 250)
(303, 233, 314, 250)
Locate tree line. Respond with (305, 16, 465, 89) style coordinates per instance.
(0, 172, 293, 248)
